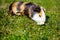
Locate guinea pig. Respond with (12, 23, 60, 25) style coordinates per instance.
(9, 2, 46, 25)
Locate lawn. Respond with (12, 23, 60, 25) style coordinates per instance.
(0, 0, 60, 40)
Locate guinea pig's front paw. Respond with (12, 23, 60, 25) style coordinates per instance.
(37, 22, 44, 25)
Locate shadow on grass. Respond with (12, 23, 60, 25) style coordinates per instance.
(46, 16, 49, 23)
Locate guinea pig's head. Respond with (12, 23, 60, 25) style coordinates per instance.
(32, 6, 46, 25)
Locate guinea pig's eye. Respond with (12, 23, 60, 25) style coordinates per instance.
(39, 15, 41, 17)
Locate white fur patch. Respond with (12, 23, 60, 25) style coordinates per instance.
(32, 8, 46, 25)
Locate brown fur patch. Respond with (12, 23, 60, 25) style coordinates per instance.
(12, 2, 19, 14)
(39, 10, 42, 17)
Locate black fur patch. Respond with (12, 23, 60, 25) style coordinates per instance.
(33, 6, 41, 13)
(24, 2, 37, 16)
(17, 2, 24, 12)
(9, 2, 14, 15)
(9, 2, 14, 11)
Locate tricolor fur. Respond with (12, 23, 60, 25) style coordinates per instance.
(9, 2, 46, 25)
(9, 2, 42, 17)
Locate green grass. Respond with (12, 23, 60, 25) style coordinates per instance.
(0, 0, 60, 40)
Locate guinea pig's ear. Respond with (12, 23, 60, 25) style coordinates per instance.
(41, 7, 46, 12)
